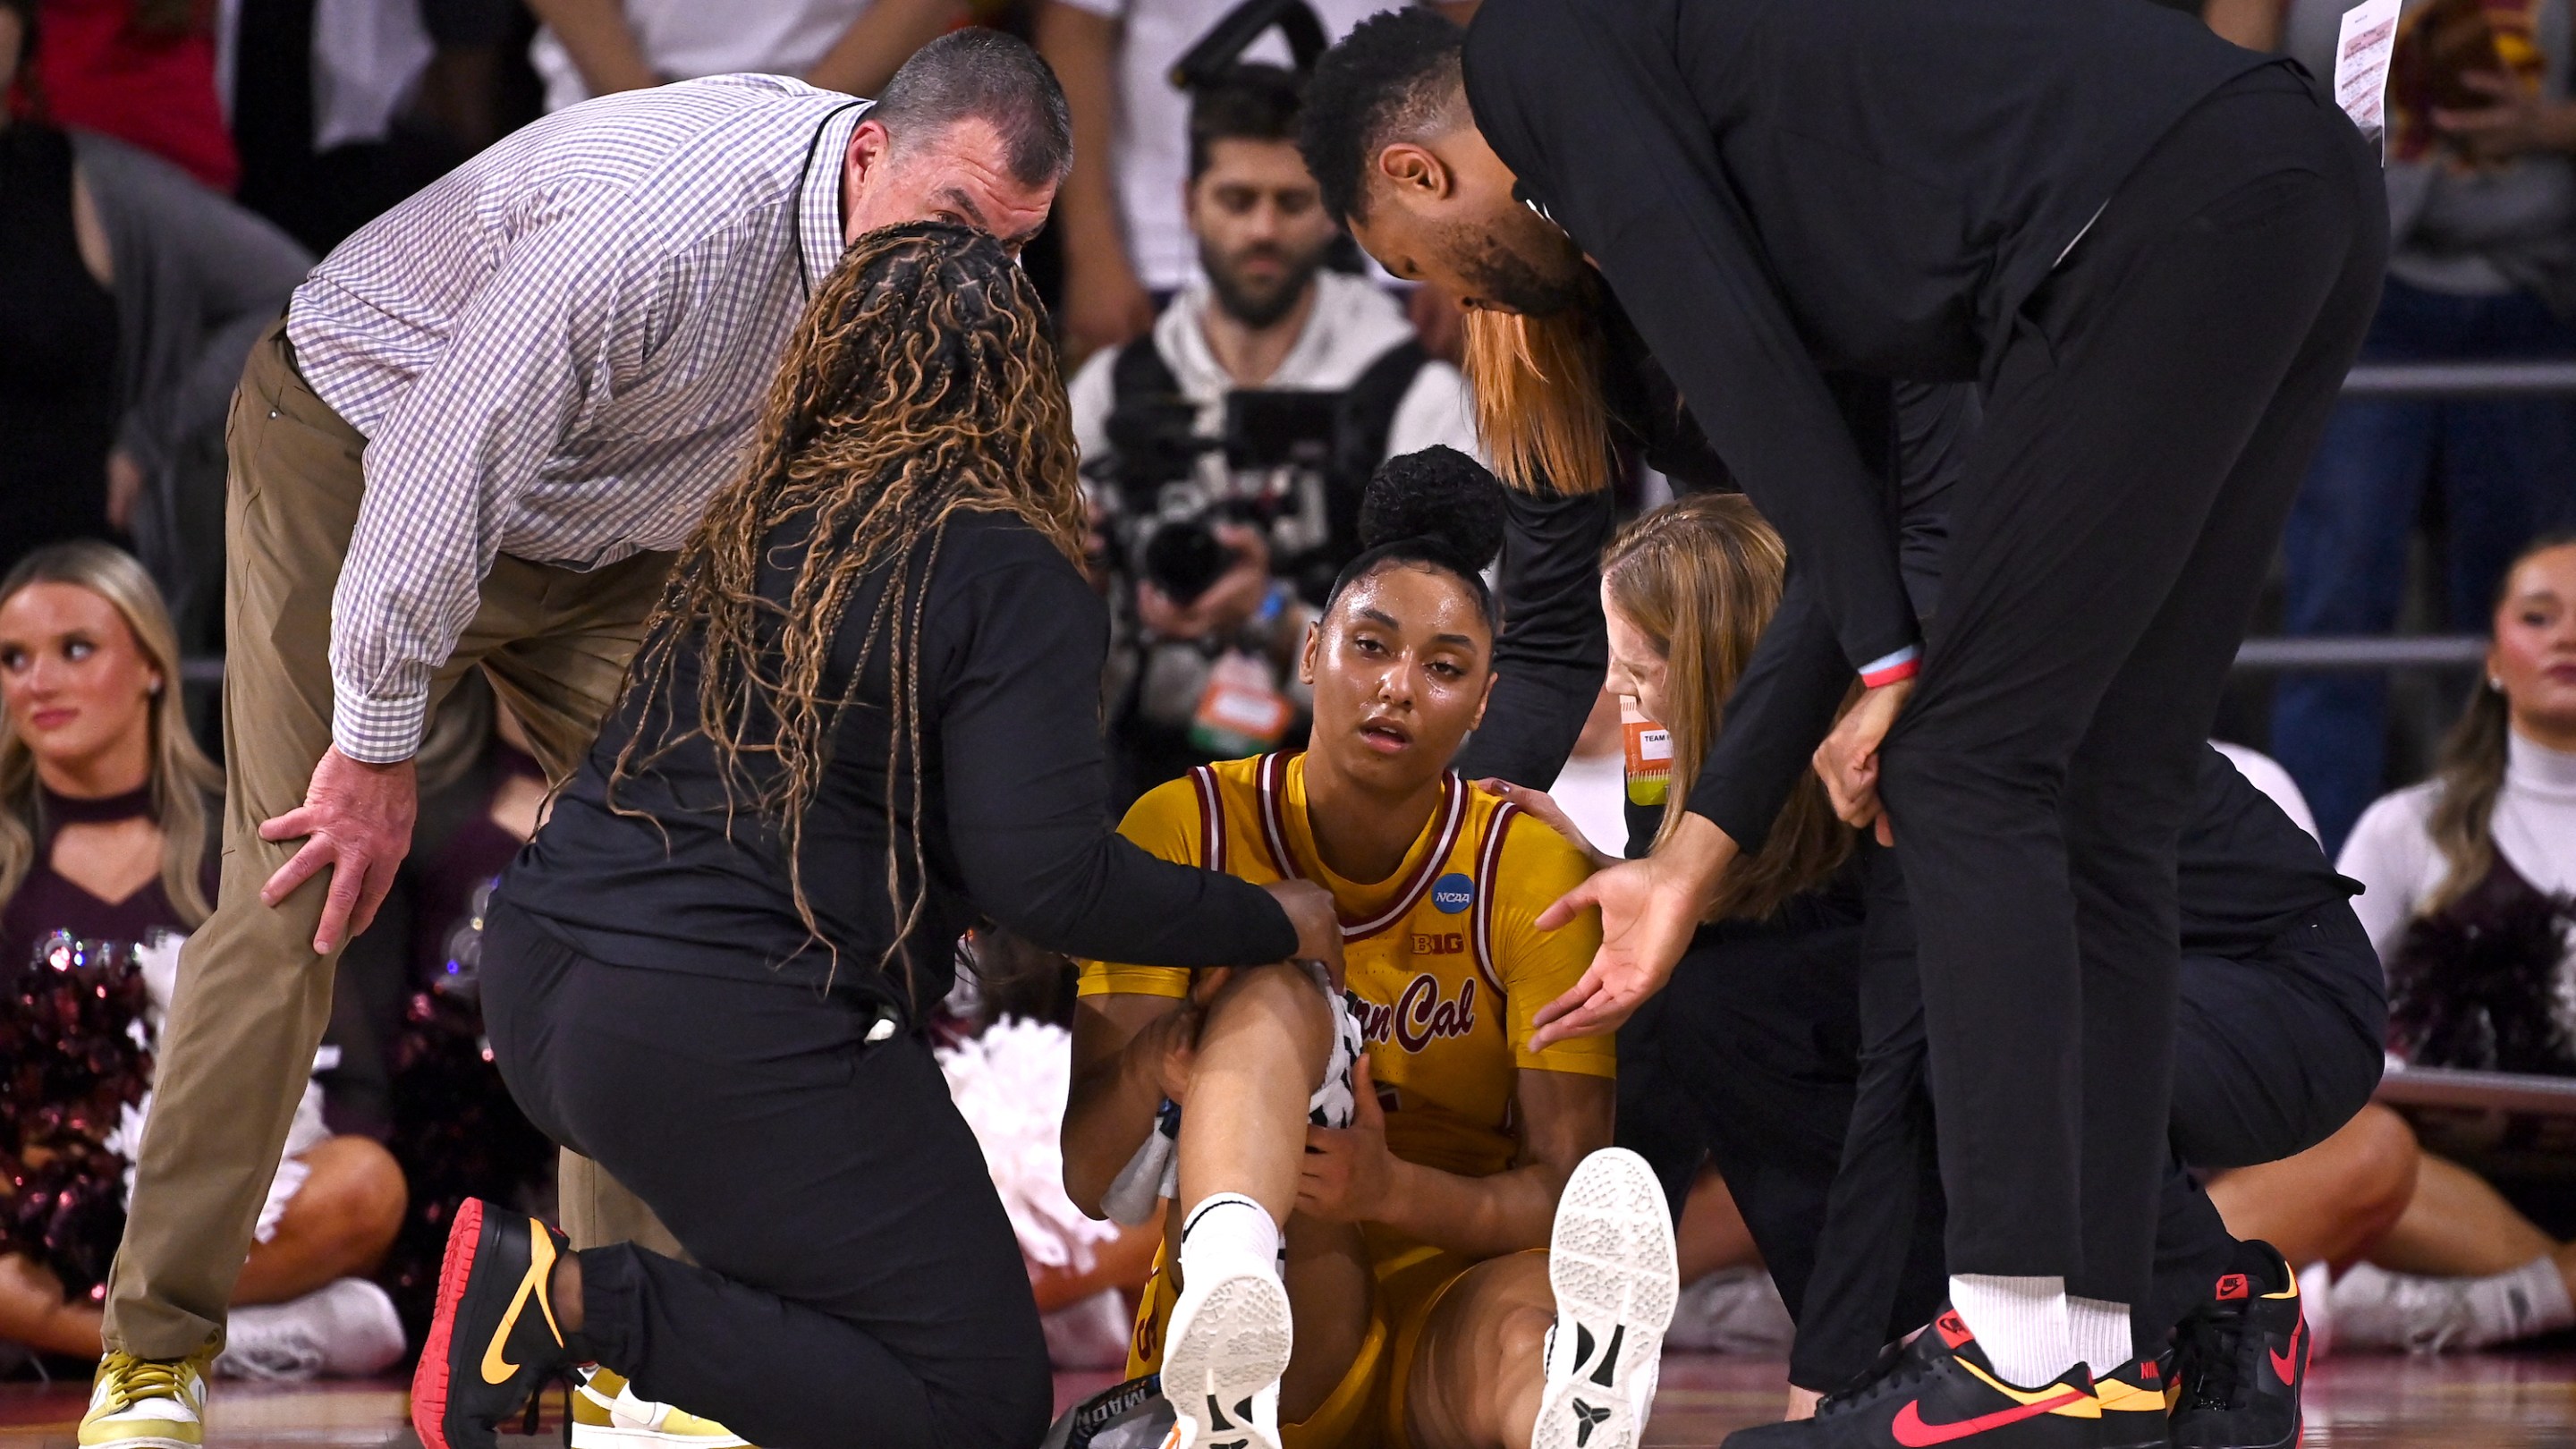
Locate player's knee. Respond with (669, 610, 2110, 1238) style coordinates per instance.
(1211, 961, 1337, 1077)
(292, 1136, 410, 1268)
(2337, 1104, 2421, 1241)
(1496, 1297, 1555, 1374)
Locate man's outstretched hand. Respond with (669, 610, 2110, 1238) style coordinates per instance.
(258, 745, 420, 954)
(1528, 812, 1740, 1050)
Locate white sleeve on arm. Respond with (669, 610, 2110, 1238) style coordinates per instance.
(1385, 360, 1487, 467)
(326, 218, 626, 763)
(1068, 343, 1119, 466)
(2335, 784, 2439, 962)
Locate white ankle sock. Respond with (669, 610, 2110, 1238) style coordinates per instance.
(2476, 1256, 2576, 1343)
(1950, 1275, 2077, 1389)
(1178, 1193, 1283, 1283)
(2067, 1295, 2132, 1377)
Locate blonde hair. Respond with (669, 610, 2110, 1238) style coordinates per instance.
(0, 542, 221, 928)
(1602, 495, 1852, 920)
(1462, 307, 1614, 496)
(2422, 532, 2576, 915)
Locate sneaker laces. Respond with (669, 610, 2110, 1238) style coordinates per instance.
(1816, 1340, 1931, 1419)
(2174, 1299, 2249, 1412)
(97, 1355, 191, 1414)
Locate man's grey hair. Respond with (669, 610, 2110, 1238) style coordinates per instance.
(873, 29, 1074, 190)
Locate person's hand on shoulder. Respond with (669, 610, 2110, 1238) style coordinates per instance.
(1476, 778, 1617, 871)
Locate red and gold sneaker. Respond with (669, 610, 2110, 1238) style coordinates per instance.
(412, 1198, 575, 1449)
(1721, 1308, 2103, 1449)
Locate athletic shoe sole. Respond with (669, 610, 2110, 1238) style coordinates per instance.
(411, 1198, 488, 1449)
(569, 1425, 750, 1449)
(1160, 1267, 1292, 1449)
(1536, 1148, 1680, 1449)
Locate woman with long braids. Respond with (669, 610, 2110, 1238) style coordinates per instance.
(409, 222, 1343, 1449)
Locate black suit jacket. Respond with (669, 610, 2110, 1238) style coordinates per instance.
(1461, 0, 2271, 675)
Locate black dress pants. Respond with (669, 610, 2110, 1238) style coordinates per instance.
(1876, 68, 2387, 1307)
(480, 902, 1053, 1449)
(1619, 849, 2385, 1392)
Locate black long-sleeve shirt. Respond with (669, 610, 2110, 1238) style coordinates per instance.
(1456, 298, 1974, 857)
(503, 510, 1298, 1019)
(1460, 0, 2269, 675)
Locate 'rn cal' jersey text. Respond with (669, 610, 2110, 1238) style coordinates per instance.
(1078, 751, 1611, 1179)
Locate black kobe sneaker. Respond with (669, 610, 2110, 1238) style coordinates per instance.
(2169, 1242, 2307, 1449)
(1721, 1309, 2103, 1449)
(412, 1198, 576, 1449)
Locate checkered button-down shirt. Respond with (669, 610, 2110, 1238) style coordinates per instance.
(286, 76, 870, 764)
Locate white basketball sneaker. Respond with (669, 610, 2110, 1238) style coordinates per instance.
(1534, 1148, 1680, 1449)
(1159, 1261, 1292, 1449)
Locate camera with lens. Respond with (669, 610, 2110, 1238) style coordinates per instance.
(1086, 386, 1353, 608)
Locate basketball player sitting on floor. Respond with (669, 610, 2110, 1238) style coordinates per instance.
(1062, 449, 1679, 1449)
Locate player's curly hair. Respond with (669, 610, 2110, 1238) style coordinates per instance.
(611, 222, 1083, 987)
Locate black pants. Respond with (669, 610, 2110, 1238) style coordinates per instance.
(481, 902, 1052, 1449)
(1620, 854, 2385, 1392)
(1875, 69, 2387, 1306)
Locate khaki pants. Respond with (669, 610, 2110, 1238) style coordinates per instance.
(104, 322, 682, 1359)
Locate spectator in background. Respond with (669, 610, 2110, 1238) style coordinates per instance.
(0, 543, 406, 1380)
(1068, 64, 1478, 801)
(231, 0, 532, 258)
(1040, 0, 1448, 362)
(2292, 534, 2576, 1352)
(13, 0, 233, 191)
(529, 0, 970, 111)
(2263, 0, 2576, 851)
(0, 0, 313, 645)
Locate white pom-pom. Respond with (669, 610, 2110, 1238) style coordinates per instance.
(936, 1018, 1118, 1272)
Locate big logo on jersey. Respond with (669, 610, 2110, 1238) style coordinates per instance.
(1348, 974, 1479, 1053)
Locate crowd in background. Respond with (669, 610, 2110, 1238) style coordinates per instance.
(4, 0, 2576, 1379)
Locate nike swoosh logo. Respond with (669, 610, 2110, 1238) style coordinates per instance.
(1891, 1390, 2085, 1447)
(479, 1220, 562, 1385)
(2270, 1320, 2304, 1385)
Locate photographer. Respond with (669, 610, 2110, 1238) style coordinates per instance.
(1068, 62, 1479, 802)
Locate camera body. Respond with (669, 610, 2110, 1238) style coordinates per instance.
(1088, 386, 1355, 607)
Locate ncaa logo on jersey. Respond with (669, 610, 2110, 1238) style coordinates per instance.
(1432, 872, 1474, 913)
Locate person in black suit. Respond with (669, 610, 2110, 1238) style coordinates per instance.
(1301, 1, 2386, 1439)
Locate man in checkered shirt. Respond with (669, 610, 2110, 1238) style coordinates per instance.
(84, 30, 1070, 1447)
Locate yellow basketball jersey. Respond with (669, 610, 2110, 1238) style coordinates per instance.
(1080, 752, 1611, 1179)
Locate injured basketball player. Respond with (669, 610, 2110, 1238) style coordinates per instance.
(1060, 448, 1680, 1449)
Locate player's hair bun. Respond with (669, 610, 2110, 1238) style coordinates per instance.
(1358, 446, 1507, 574)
